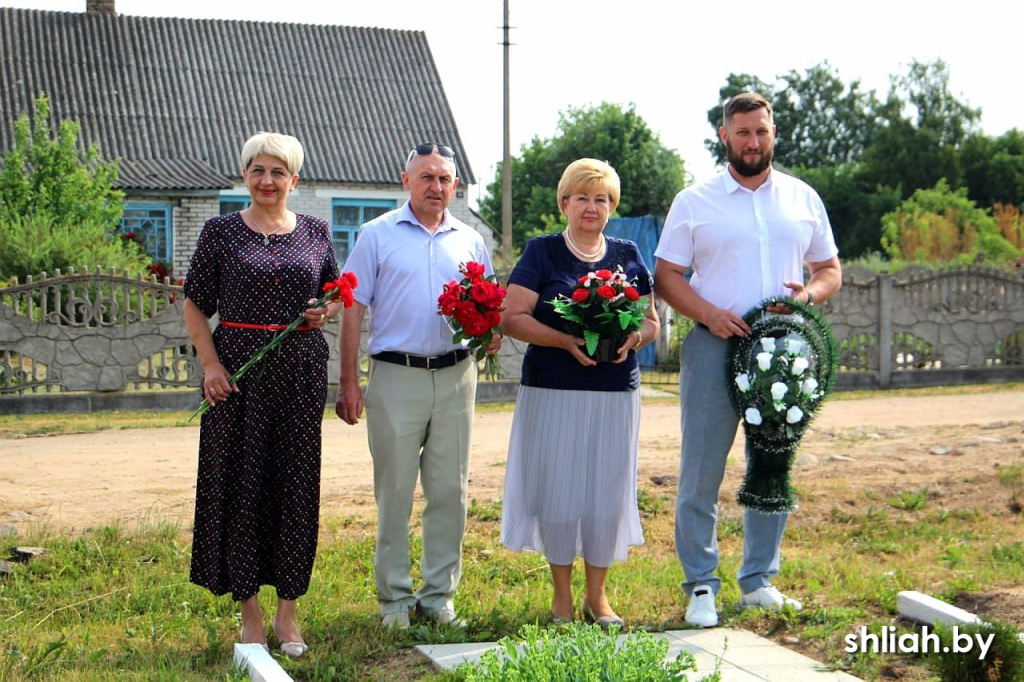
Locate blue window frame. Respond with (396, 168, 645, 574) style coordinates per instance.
(219, 196, 249, 216)
(331, 199, 395, 264)
(120, 203, 172, 263)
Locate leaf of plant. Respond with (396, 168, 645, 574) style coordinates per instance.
(584, 329, 599, 356)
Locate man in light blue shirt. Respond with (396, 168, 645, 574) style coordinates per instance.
(654, 93, 842, 628)
(336, 143, 499, 629)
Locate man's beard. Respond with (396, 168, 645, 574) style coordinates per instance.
(727, 141, 773, 177)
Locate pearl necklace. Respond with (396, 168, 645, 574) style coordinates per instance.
(248, 210, 292, 245)
(563, 228, 605, 261)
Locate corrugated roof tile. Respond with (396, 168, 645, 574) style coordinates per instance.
(0, 8, 475, 186)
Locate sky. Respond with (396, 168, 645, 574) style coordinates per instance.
(6, 0, 1022, 208)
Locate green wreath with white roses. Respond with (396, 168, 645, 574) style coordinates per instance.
(725, 296, 838, 514)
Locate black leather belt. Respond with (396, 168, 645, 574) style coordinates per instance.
(371, 349, 469, 370)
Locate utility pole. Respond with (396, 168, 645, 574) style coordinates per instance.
(501, 0, 513, 267)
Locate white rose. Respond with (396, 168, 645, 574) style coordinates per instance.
(801, 377, 819, 396)
(745, 408, 763, 425)
(760, 337, 776, 352)
(787, 339, 803, 354)
(786, 405, 804, 424)
(734, 373, 751, 392)
(791, 357, 810, 375)
(770, 382, 789, 401)
(756, 352, 773, 372)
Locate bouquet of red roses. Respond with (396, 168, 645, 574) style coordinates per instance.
(189, 272, 358, 421)
(437, 261, 506, 380)
(550, 265, 648, 359)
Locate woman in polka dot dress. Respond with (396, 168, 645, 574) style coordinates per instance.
(183, 132, 339, 658)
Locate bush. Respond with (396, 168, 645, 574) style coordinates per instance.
(0, 213, 150, 282)
(0, 94, 147, 281)
(461, 622, 717, 681)
(880, 179, 1019, 264)
(927, 620, 1024, 682)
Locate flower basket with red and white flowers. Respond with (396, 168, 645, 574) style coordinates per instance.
(550, 266, 649, 359)
(189, 273, 358, 421)
(437, 261, 507, 380)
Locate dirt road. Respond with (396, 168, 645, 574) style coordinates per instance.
(2, 389, 1022, 533)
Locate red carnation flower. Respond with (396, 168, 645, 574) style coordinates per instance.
(571, 288, 590, 303)
(595, 269, 614, 281)
(624, 286, 640, 301)
(597, 285, 616, 300)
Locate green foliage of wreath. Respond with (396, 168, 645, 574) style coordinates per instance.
(725, 296, 838, 513)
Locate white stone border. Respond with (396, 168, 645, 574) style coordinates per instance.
(897, 590, 982, 627)
(233, 643, 292, 681)
(898, 590, 1024, 644)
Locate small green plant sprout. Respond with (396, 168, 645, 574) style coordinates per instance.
(888, 488, 929, 511)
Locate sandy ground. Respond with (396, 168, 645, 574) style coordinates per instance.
(2, 389, 1022, 533)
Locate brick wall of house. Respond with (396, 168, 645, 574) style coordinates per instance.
(172, 196, 219, 280)
(170, 183, 497, 279)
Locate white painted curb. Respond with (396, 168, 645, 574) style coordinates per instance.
(898, 590, 1024, 645)
(233, 643, 293, 682)
(896, 590, 982, 626)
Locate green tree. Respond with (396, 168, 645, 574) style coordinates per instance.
(0, 95, 144, 281)
(480, 103, 686, 250)
(961, 129, 1024, 207)
(880, 179, 1018, 264)
(859, 59, 980, 195)
(705, 64, 879, 169)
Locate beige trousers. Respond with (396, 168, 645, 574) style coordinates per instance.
(364, 356, 476, 615)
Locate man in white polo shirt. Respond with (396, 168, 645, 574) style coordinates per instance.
(654, 93, 842, 628)
(336, 143, 499, 629)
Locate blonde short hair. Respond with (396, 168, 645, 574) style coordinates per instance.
(556, 158, 621, 215)
(240, 132, 304, 175)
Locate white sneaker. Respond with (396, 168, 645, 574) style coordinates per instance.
(740, 585, 803, 611)
(381, 611, 410, 629)
(685, 585, 719, 628)
(421, 606, 467, 628)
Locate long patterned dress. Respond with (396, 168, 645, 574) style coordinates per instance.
(184, 212, 338, 601)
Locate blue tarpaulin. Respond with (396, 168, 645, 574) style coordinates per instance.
(604, 216, 664, 367)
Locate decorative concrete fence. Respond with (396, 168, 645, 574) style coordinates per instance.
(1, 264, 1022, 412)
(0, 268, 195, 395)
(824, 264, 1024, 389)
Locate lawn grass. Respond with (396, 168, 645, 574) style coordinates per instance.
(2, 482, 1022, 680)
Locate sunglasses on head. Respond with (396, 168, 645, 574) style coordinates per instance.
(407, 142, 455, 164)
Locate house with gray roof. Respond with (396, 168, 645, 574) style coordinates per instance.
(0, 0, 495, 279)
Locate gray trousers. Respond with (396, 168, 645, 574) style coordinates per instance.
(674, 326, 788, 596)
(364, 356, 476, 615)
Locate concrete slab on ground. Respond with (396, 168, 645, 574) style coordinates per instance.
(415, 628, 862, 681)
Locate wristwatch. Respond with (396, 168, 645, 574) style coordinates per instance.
(805, 290, 815, 306)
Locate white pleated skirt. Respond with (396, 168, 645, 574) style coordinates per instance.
(500, 385, 644, 567)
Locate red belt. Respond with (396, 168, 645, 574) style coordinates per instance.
(221, 320, 315, 332)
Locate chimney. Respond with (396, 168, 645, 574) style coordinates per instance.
(86, 0, 116, 15)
